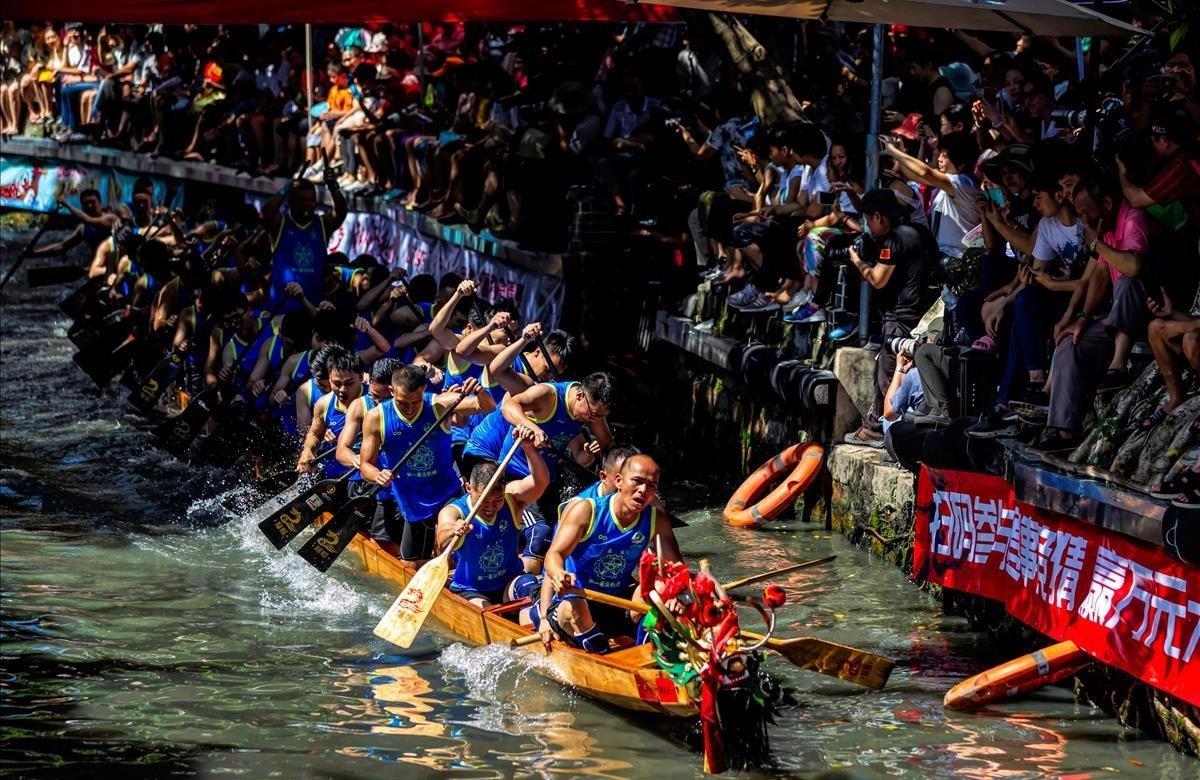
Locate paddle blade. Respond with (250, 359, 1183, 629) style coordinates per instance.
(27, 264, 87, 287)
(255, 469, 302, 498)
(256, 477, 346, 550)
(128, 351, 184, 413)
(769, 637, 894, 690)
(373, 554, 451, 648)
(152, 390, 216, 455)
(295, 495, 373, 571)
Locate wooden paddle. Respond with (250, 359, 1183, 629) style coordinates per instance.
(373, 437, 523, 647)
(0, 206, 60, 291)
(564, 587, 893, 690)
(722, 555, 837, 591)
(531, 331, 563, 381)
(296, 392, 471, 571)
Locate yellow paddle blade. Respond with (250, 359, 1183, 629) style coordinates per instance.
(372, 553, 450, 648)
(757, 633, 894, 691)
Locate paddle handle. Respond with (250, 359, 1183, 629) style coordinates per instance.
(722, 554, 838, 591)
(1, 206, 61, 291)
(564, 587, 647, 615)
(462, 436, 522, 525)
(510, 633, 543, 648)
(531, 332, 562, 381)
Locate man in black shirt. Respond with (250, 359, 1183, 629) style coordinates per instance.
(845, 189, 936, 446)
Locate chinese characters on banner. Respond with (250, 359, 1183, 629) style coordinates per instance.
(1, 155, 183, 213)
(327, 211, 565, 327)
(914, 467, 1199, 707)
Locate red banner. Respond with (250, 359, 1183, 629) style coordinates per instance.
(914, 467, 1200, 707)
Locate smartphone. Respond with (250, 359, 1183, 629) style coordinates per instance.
(817, 190, 838, 207)
(984, 187, 1007, 207)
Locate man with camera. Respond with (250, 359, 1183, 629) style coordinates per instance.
(843, 189, 938, 447)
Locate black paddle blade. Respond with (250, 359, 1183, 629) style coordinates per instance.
(152, 390, 216, 455)
(27, 264, 87, 287)
(73, 335, 138, 388)
(255, 469, 301, 498)
(128, 351, 183, 412)
(295, 496, 375, 572)
(257, 477, 348, 550)
(60, 277, 105, 321)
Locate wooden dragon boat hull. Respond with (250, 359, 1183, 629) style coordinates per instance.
(345, 531, 698, 717)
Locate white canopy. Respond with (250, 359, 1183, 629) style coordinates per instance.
(640, 0, 1144, 37)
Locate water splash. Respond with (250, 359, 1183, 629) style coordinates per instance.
(438, 642, 571, 735)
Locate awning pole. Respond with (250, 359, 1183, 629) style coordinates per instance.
(416, 23, 425, 94)
(1074, 37, 1085, 81)
(859, 23, 884, 342)
(305, 24, 314, 121)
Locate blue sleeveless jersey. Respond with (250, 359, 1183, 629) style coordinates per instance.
(320, 385, 366, 477)
(447, 493, 524, 594)
(378, 393, 459, 520)
(463, 381, 580, 479)
(558, 480, 607, 521)
(444, 352, 486, 445)
(267, 214, 327, 314)
(564, 496, 656, 596)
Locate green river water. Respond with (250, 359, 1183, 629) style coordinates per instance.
(2, 241, 1198, 778)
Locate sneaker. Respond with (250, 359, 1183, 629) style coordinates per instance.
(844, 425, 884, 448)
(1171, 487, 1200, 509)
(383, 188, 407, 202)
(301, 160, 324, 179)
(693, 319, 715, 332)
(782, 302, 825, 324)
(829, 314, 859, 342)
(966, 409, 1019, 438)
(780, 290, 813, 313)
(727, 284, 761, 307)
(733, 293, 780, 313)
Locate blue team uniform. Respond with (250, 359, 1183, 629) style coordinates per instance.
(563, 495, 657, 596)
(445, 493, 526, 602)
(267, 213, 327, 314)
(558, 480, 608, 521)
(377, 393, 459, 522)
(318, 385, 367, 477)
(463, 381, 582, 480)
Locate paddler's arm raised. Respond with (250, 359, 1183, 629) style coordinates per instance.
(429, 279, 471, 351)
(435, 376, 488, 416)
(320, 165, 348, 233)
(538, 498, 590, 649)
(487, 322, 540, 396)
(295, 383, 317, 438)
(335, 397, 365, 472)
(358, 406, 393, 487)
(500, 382, 555, 447)
(354, 316, 391, 363)
(297, 394, 331, 473)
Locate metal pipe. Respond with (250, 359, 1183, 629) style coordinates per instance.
(859, 23, 884, 342)
(305, 24, 313, 124)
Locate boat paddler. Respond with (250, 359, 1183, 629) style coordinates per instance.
(436, 426, 548, 614)
(296, 346, 364, 476)
(535, 454, 683, 653)
(333, 357, 400, 504)
(358, 365, 492, 564)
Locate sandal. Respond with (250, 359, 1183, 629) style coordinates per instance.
(1141, 407, 1169, 431)
(970, 335, 996, 352)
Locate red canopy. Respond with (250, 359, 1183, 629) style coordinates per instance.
(15, 0, 675, 24)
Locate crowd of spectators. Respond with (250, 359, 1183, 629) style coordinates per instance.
(5, 13, 1200, 504)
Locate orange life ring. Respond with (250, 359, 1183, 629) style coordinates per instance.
(723, 443, 824, 529)
(943, 640, 1090, 711)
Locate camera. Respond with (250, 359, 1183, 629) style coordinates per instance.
(887, 336, 922, 357)
(1049, 96, 1133, 152)
(826, 232, 877, 265)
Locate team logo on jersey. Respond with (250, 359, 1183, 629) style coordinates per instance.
(478, 541, 506, 576)
(408, 444, 435, 472)
(593, 550, 628, 582)
(293, 243, 315, 271)
(630, 532, 645, 546)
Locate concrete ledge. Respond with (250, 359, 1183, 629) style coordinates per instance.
(654, 312, 739, 372)
(3, 136, 562, 278)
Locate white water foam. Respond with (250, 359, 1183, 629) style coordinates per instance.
(438, 642, 573, 735)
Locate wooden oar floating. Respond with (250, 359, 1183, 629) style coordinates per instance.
(373, 436, 522, 647)
(564, 586, 893, 690)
